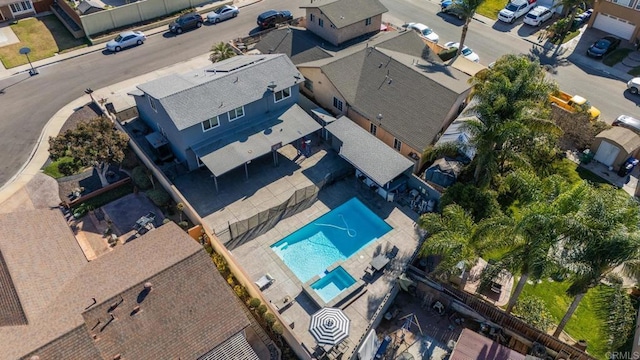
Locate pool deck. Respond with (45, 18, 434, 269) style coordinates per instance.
(232, 177, 423, 356)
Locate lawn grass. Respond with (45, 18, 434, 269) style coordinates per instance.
(629, 66, 640, 76)
(476, 0, 507, 20)
(550, 30, 581, 45)
(0, 15, 88, 68)
(42, 156, 76, 178)
(603, 48, 633, 67)
(520, 280, 609, 359)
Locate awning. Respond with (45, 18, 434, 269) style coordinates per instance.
(194, 104, 321, 177)
(325, 117, 413, 186)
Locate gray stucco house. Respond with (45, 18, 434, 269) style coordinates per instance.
(132, 54, 321, 186)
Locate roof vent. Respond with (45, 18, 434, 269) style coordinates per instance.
(131, 306, 141, 316)
(113, 354, 121, 360)
(144, 282, 153, 291)
(108, 301, 119, 313)
(267, 82, 277, 92)
(30, 356, 40, 360)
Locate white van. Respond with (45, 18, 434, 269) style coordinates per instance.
(498, 0, 537, 23)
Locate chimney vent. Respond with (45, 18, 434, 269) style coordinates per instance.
(144, 282, 153, 290)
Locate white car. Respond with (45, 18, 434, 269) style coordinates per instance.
(628, 77, 640, 94)
(444, 42, 480, 63)
(405, 22, 439, 43)
(498, 0, 537, 23)
(523, 6, 553, 26)
(105, 31, 146, 52)
(206, 5, 239, 23)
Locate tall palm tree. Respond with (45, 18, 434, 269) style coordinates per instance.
(449, 0, 486, 57)
(552, 184, 640, 337)
(210, 42, 236, 63)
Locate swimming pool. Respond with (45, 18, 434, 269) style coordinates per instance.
(310, 266, 356, 302)
(271, 197, 391, 282)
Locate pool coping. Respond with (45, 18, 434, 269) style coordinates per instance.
(302, 262, 366, 308)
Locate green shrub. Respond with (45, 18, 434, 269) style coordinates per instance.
(234, 285, 247, 299)
(120, 149, 139, 170)
(178, 221, 189, 229)
(146, 188, 170, 206)
(248, 298, 261, 309)
(272, 322, 284, 335)
(257, 304, 267, 317)
(264, 313, 276, 326)
(438, 47, 457, 62)
(132, 166, 152, 189)
(513, 296, 556, 332)
(57, 159, 82, 176)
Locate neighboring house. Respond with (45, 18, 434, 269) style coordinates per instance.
(297, 30, 472, 173)
(591, 126, 640, 170)
(0, 210, 260, 360)
(131, 54, 321, 184)
(0, 0, 50, 20)
(589, 0, 640, 41)
(450, 329, 526, 360)
(300, 0, 388, 46)
(254, 27, 333, 65)
(77, 0, 105, 15)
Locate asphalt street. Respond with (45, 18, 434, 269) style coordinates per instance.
(0, 0, 638, 188)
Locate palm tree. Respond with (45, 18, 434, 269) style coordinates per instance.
(210, 42, 236, 63)
(418, 204, 497, 279)
(448, 0, 486, 57)
(552, 184, 640, 337)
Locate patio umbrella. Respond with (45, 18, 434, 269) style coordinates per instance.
(309, 307, 350, 345)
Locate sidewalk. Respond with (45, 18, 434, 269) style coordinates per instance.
(0, 0, 260, 80)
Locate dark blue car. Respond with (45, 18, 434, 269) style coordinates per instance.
(587, 36, 621, 58)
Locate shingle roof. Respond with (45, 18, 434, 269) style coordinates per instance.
(326, 116, 414, 185)
(0, 251, 26, 327)
(0, 220, 251, 360)
(596, 127, 640, 153)
(315, 41, 470, 151)
(254, 27, 333, 65)
(137, 54, 304, 131)
(300, 0, 388, 29)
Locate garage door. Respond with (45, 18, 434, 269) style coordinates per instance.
(594, 140, 621, 166)
(593, 13, 635, 40)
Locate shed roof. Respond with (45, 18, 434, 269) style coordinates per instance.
(326, 116, 413, 185)
(595, 127, 640, 153)
(254, 27, 333, 64)
(450, 328, 526, 360)
(300, 0, 388, 29)
(136, 54, 303, 131)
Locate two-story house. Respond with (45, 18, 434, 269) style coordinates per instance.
(300, 0, 388, 46)
(0, 0, 49, 20)
(590, 0, 640, 41)
(297, 30, 472, 173)
(131, 54, 321, 189)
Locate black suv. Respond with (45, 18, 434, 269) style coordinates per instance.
(257, 10, 293, 30)
(169, 12, 203, 34)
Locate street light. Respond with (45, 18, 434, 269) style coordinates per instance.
(19, 47, 38, 76)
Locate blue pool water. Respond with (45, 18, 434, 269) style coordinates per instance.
(311, 266, 356, 302)
(271, 197, 392, 282)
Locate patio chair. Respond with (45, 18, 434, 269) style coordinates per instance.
(255, 273, 275, 290)
(387, 245, 399, 259)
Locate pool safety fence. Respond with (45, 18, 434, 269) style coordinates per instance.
(222, 166, 352, 249)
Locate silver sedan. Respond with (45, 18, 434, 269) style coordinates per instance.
(105, 31, 146, 52)
(206, 5, 239, 23)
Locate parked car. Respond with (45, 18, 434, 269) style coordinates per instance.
(105, 31, 146, 52)
(168, 12, 203, 34)
(256, 10, 293, 29)
(628, 77, 640, 94)
(498, 0, 537, 23)
(405, 22, 439, 43)
(613, 115, 640, 134)
(206, 5, 239, 23)
(444, 41, 480, 62)
(440, 0, 466, 20)
(523, 6, 552, 26)
(587, 36, 621, 58)
(571, 8, 593, 30)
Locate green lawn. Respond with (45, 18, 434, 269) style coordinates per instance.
(520, 280, 609, 359)
(42, 156, 76, 178)
(476, 0, 506, 19)
(0, 15, 88, 68)
(603, 48, 633, 67)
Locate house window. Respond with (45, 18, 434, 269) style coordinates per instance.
(310, 13, 315, 22)
(333, 97, 343, 111)
(370, 123, 377, 136)
(274, 87, 291, 102)
(319, 18, 324, 27)
(365, 17, 372, 26)
(202, 116, 220, 132)
(149, 96, 157, 112)
(228, 106, 245, 121)
(394, 138, 402, 151)
(9, 1, 32, 14)
(613, 0, 633, 6)
(304, 79, 313, 92)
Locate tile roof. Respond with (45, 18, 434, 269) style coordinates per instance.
(0, 220, 251, 360)
(254, 27, 333, 65)
(300, 0, 388, 29)
(136, 54, 304, 131)
(313, 36, 470, 151)
(326, 116, 414, 185)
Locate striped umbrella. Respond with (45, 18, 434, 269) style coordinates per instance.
(309, 307, 350, 345)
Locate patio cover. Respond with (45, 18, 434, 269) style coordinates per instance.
(199, 331, 260, 360)
(194, 104, 321, 177)
(325, 117, 413, 186)
(450, 329, 525, 360)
